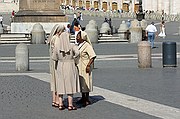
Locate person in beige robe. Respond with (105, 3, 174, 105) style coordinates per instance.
(76, 31, 96, 107)
(52, 32, 80, 111)
(47, 24, 65, 107)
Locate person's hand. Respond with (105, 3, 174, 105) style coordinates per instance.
(86, 65, 90, 73)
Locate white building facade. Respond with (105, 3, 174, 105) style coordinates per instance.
(1, 0, 180, 14)
(143, 0, 180, 14)
(60, 0, 180, 14)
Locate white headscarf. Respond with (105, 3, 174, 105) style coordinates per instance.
(56, 32, 71, 54)
(79, 31, 92, 45)
(47, 24, 59, 44)
(47, 24, 65, 44)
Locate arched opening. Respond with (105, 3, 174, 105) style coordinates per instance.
(102, 2, 107, 11)
(112, 2, 117, 11)
(134, 3, 139, 13)
(122, 3, 129, 12)
(79, 0, 83, 7)
(86, 1, 90, 10)
(94, 1, 98, 9)
(72, 0, 76, 7)
(66, 0, 69, 5)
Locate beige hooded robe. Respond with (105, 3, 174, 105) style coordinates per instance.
(52, 32, 80, 94)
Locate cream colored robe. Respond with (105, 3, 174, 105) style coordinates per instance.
(49, 35, 59, 92)
(52, 43, 80, 95)
(77, 42, 96, 92)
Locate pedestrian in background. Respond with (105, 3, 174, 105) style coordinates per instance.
(74, 20, 81, 44)
(0, 15, 3, 27)
(66, 24, 71, 33)
(47, 24, 65, 108)
(77, 12, 81, 21)
(126, 19, 131, 28)
(11, 10, 15, 22)
(76, 31, 96, 107)
(145, 22, 157, 48)
(70, 18, 80, 35)
(158, 21, 166, 38)
(80, 12, 83, 21)
(161, 10, 165, 21)
(52, 32, 80, 111)
(73, 12, 77, 19)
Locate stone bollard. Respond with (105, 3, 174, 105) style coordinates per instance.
(6, 26, 11, 33)
(0, 25, 3, 34)
(31, 23, 46, 44)
(16, 43, 29, 71)
(100, 22, 111, 34)
(118, 21, 129, 40)
(112, 26, 118, 34)
(85, 20, 98, 43)
(138, 41, 151, 68)
(89, 20, 98, 30)
(129, 19, 142, 43)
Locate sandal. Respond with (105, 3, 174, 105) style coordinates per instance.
(68, 106, 77, 111)
(52, 102, 59, 107)
(52, 102, 56, 107)
(59, 105, 65, 110)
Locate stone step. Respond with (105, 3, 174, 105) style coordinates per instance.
(0, 33, 30, 38)
(0, 33, 128, 44)
(0, 40, 31, 44)
(0, 37, 30, 41)
(99, 36, 128, 42)
(0, 33, 31, 44)
(98, 39, 128, 42)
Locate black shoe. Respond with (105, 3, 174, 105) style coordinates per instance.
(77, 98, 85, 104)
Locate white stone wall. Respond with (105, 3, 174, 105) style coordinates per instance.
(164, 0, 170, 14)
(143, 0, 180, 14)
(172, 0, 180, 14)
(176, 1, 180, 14)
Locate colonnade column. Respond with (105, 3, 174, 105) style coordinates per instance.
(131, 0, 135, 13)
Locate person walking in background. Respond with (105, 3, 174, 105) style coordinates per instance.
(70, 18, 80, 35)
(104, 17, 108, 22)
(0, 15, 3, 27)
(47, 24, 65, 108)
(52, 32, 80, 111)
(73, 12, 77, 19)
(74, 20, 81, 44)
(80, 12, 83, 21)
(77, 12, 81, 21)
(161, 10, 165, 21)
(126, 19, 131, 28)
(11, 10, 15, 22)
(145, 22, 158, 48)
(76, 31, 96, 107)
(158, 21, 166, 38)
(65, 24, 71, 33)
